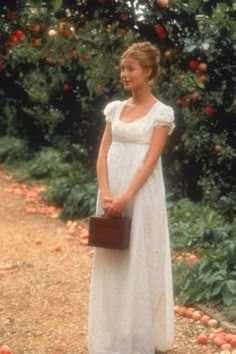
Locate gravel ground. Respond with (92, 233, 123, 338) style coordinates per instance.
(0, 168, 226, 354)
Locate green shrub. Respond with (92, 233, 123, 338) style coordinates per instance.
(46, 168, 97, 219)
(172, 214, 236, 307)
(0, 136, 31, 162)
(60, 181, 97, 220)
(168, 198, 226, 250)
(0, 0, 235, 208)
(27, 147, 71, 179)
(173, 238, 236, 307)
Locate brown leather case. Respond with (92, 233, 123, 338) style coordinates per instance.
(88, 215, 131, 250)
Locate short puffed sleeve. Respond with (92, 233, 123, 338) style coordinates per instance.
(153, 104, 175, 135)
(103, 100, 121, 123)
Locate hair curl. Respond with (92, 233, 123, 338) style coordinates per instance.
(121, 41, 160, 81)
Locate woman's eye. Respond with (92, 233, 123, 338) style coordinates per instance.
(120, 66, 134, 72)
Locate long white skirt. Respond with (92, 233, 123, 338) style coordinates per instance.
(88, 142, 174, 354)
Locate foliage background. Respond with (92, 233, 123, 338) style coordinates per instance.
(0, 0, 235, 208)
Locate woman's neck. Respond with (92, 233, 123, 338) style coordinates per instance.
(130, 86, 156, 106)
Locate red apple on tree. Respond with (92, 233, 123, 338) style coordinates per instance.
(71, 49, 77, 57)
(157, 0, 169, 7)
(82, 54, 89, 62)
(8, 35, 18, 46)
(31, 23, 41, 33)
(204, 105, 215, 116)
(63, 83, 71, 91)
(61, 29, 71, 38)
(32, 39, 41, 47)
(198, 62, 208, 71)
(120, 13, 129, 21)
(15, 30, 24, 41)
(180, 98, 188, 106)
(189, 60, 199, 70)
(155, 25, 167, 39)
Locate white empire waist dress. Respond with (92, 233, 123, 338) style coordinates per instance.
(88, 99, 176, 354)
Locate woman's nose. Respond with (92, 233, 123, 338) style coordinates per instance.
(120, 70, 127, 79)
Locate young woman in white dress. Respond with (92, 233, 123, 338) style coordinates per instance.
(88, 41, 176, 354)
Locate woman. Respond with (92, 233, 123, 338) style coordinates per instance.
(88, 41, 175, 354)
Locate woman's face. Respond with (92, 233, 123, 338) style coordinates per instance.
(120, 57, 151, 91)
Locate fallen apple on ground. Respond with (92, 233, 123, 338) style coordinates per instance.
(0, 345, 13, 354)
(197, 333, 208, 344)
(221, 343, 233, 351)
(54, 245, 62, 252)
(208, 319, 218, 328)
(192, 311, 202, 320)
(200, 314, 211, 325)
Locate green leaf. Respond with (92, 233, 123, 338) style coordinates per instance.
(226, 280, 236, 295)
(189, 0, 201, 12)
(222, 287, 234, 306)
(212, 282, 224, 296)
(49, 0, 63, 11)
(223, 293, 233, 306)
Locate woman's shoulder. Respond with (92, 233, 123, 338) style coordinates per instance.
(151, 99, 175, 135)
(103, 100, 126, 122)
(152, 99, 175, 118)
(103, 100, 123, 115)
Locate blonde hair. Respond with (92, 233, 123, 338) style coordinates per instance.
(121, 41, 160, 81)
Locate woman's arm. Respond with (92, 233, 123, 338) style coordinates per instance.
(96, 123, 113, 211)
(107, 125, 170, 215)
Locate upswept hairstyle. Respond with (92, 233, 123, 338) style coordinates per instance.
(121, 41, 160, 81)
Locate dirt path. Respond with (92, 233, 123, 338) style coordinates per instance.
(0, 170, 222, 354)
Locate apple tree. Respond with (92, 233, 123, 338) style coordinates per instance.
(0, 0, 235, 213)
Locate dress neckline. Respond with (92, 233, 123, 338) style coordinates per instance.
(118, 100, 162, 124)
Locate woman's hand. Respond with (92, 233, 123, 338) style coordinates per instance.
(106, 194, 129, 216)
(102, 195, 113, 214)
